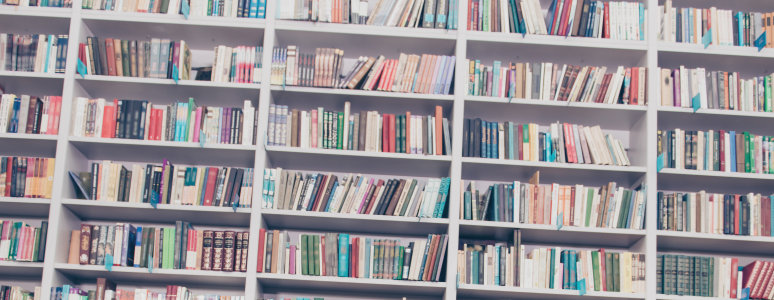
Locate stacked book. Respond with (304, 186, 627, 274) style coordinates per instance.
(469, 0, 645, 41)
(457, 230, 645, 293)
(68, 222, 249, 272)
(188, 0, 267, 18)
(462, 179, 646, 230)
(0, 286, 36, 300)
(659, 66, 773, 112)
(658, 191, 774, 236)
(211, 45, 263, 83)
(463, 120, 631, 166)
(256, 230, 448, 282)
(78, 37, 192, 80)
(268, 103, 451, 156)
(262, 168, 450, 218)
(71, 98, 258, 146)
(52, 279, 244, 300)
(0, 220, 48, 262)
(0, 156, 55, 198)
(278, 0, 459, 30)
(658, 129, 774, 174)
(0, 94, 62, 135)
(1, 34, 69, 73)
(657, 254, 752, 297)
(69, 160, 254, 208)
(468, 60, 647, 105)
(271, 46, 455, 95)
(660, 0, 774, 48)
(1, 0, 70, 7)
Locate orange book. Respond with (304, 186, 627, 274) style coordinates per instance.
(412, 55, 429, 93)
(434, 106, 442, 155)
(422, 55, 438, 94)
(405, 112, 411, 153)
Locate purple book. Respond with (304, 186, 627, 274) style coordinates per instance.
(289, 245, 296, 275)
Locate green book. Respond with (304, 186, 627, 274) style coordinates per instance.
(605, 253, 613, 292)
(392, 244, 400, 279)
(745, 132, 751, 172)
(613, 253, 620, 292)
(617, 190, 631, 228)
(313, 235, 320, 276)
(591, 251, 600, 291)
(586, 189, 595, 227)
(707, 257, 714, 297)
(337, 112, 344, 150)
(396, 246, 404, 280)
(463, 191, 472, 220)
(765, 76, 772, 112)
(121, 40, 130, 77)
(472, 250, 479, 284)
(548, 248, 555, 289)
(301, 235, 308, 275)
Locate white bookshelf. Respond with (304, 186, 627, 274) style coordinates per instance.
(0, 0, 772, 299)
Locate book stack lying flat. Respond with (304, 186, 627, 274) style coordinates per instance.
(268, 102, 451, 156)
(52, 279, 245, 300)
(658, 129, 774, 174)
(458, 231, 645, 294)
(469, 0, 645, 41)
(0, 34, 69, 73)
(69, 160, 254, 208)
(68, 222, 249, 272)
(462, 180, 646, 230)
(271, 46, 455, 95)
(279, 0, 459, 30)
(78, 37, 192, 80)
(256, 230, 448, 282)
(0, 156, 55, 198)
(659, 66, 774, 112)
(211, 45, 263, 83)
(0, 94, 61, 135)
(463, 120, 631, 166)
(0, 220, 48, 262)
(0, 286, 36, 300)
(469, 60, 647, 105)
(71, 98, 258, 146)
(656, 254, 764, 298)
(2, 0, 71, 7)
(262, 168, 450, 218)
(660, 0, 774, 48)
(658, 191, 774, 236)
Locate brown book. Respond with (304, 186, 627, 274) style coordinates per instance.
(385, 179, 406, 216)
(195, 230, 203, 270)
(137, 41, 146, 78)
(79, 225, 92, 265)
(113, 39, 123, 77)
(211, 231, 224, 271)
(423, 235, 440, 281)
(130, 41, 139, 77)
(201, 230, 214, 270)
(270, 230, 280, 273)
(358, 111, 367, 151)
(97, 37, 109, 76)
(347, 57, 377, 89)
(223, 231, 236, 271)
(68, 230, 81, 264)
(515, 63, 524, 98)
(290, 109, 299, 147)
(240, 232, 249, 272)
(571, 0, 585, 36)
(736, 133, 745, 172)
(96, 278, 116, 300)
(596, 184, 609, 227)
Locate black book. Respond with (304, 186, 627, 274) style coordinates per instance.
(98, 37, 109, 76)
(473, 118, 482, 158)
(142, 164, 152, 203)
(375, 179, 397, 216)
(305, 173, 323, 211)
(229, 168, 244, 207)
(138, 101, 148, 140)
(37, 221, 47, 262)
(463, 118, 470, 157)
(69, 170, 92, 200)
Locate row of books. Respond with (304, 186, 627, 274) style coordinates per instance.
(52, 279, 244, 300)
(81, 0, 179, 12)
(188, 0, 267, 18)
(0, 94, 61, 135)
(656, 254, 752, 298)
(660, 0, 774, 48)
(71, 98, 258, 145)
(69, 160, 254, 208)
(462, 179, 646, 230)
(270, 46, 455, 95)
(256, 230, 448, 282)
(469, 0, 644, 41)
(1, 156, 55, 199)
(659, 67, 773, 113)
(0, 220, 47, 262)
(267, 103, 451, 156)
(1, 34, 69, 73)
(79, 37, 192, 80)
(658, 129, 774, 174)
(1, 0, 70, 7)
(278, 0, 458, 30)
(463, 120, 631, 166)
(1, 286, 35, 300)
(211, 45, 263, 83)
(68, 222, 249, 272)
(468, 60, 647, 105)
(658, 191, 774, 237)
(262, 168, 450, 218)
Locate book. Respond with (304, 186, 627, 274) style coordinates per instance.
(0, 34, 69, 73)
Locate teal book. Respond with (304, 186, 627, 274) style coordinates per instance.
(338, 234, 349, 277)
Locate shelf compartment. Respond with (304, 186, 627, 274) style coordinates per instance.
(461, 157, 646, 188)
(466, 32, 648, 51)
(61, 198, 251, 227)
(264, 146, 452, 178)
(658, 42, 774, 60)
(657, 107, 774, 136)
(457, 284, 645, 300)
(261, 209, 448, 236)
(656, 294, 734, 300)
(459, 220, 645, 249)
(270, 86, 454, 111)
(657, 230, 774, 256)
(0, 261, 44, 278)
(274, 20, 456, 41)
(0, 133, 58, 157)
(81, 10, 266, 29)
(0, 197, 50, 218)
(55, 263, 246, 287)
(255, 273, 446, 297)
(657, 168, 774, 195)
(0, 6, 71, 18)
(68, 137, 256, 168)
(0, 8, 70, 35)
(0, 71, 65, 96)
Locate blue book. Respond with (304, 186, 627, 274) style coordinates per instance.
(492, 122, 498, 159)
(494, 246, 501, 285)
(9, 98, 20, 133)
(364, 238, 371, 276)
(471, 250, 479, 284)
(492, 60, 501, 96)
(639, 4, 645, 40)
(481, 120, 487, 158)
(570, 250, 577, 288)
(737, 12, 744, 46)
(492, 184, 500, 222)
(248, 0, 258, 18)
(324, 181, 339, 212)
(546, 0, 558, 34)
(730, 131, 737, 172)
(771, 195, 774, 237)
(433, 178, 450, 218)
(508, 123, 515, 159)
(338, 234, 349, 277)
(133, 226, 142, 267)
(625, 191, 636, 228)
(257, 0, 266, 18)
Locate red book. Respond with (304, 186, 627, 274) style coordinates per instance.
(424, 235, 440, 281)
(558, 0, 574, 36)
(563, 123, 575, 163)
(743, 261, 764, 293)
(364, 180, 385, 214)
(434, 106, 443, 155)
(757, 262, 774, 298)
(102, 105, 115, 138)
(202, 167, 219, 206)
(751, 261, 771, 298)
(256, 228, 265, 272)
(389, 114, 396, 153)
(320, 235, 326, 276)
(550, 0, 563, 34)
(517, 125, 523, 160)
(111, 99, 119, 138)
(599, 248, 607, 291)
(764, 196, 772, 237)
(104, 39, 116, 76)
(630, 67, 639, 105)
(382, 115, 389, 152)
(720, 130, 726, 171)
(5, 158, 12, 196)
(147, 109, 156, 141)
(603, 3, 610, 38)
(731, 258, 740, 298)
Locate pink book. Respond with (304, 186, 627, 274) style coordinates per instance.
(356, 178, 375, 214)
(19, 226, 28, 261)
(311, 110, 318, 148)
(192, 107, 203, 143)
(288, 245, 296, 274)
(383, 60, 398, 91)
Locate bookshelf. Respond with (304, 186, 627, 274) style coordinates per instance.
(1, 0, 773, 299)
